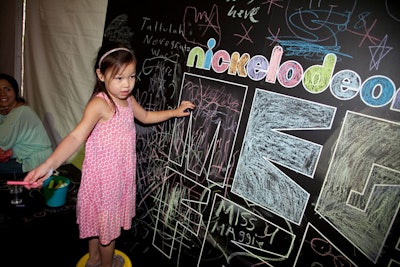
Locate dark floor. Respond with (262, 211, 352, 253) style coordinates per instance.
(0, 165, 170, 267)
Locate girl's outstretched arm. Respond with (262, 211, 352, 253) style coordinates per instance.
(23, 96, 109, 188)
(132, 96, 195, 124)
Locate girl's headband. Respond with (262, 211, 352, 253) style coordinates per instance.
(98, 47, 132, 68)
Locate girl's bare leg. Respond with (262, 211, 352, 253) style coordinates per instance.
(99, 239, 123, 267)
(86, 237, 101, 266)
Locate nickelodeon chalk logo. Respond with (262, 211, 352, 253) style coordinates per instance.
(186, 38, 398, 109)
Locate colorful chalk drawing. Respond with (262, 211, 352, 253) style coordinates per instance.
(153, 166, 211, 260)
(293, 223, 357, 266)
(187, 41, 398, 109)
(315, 111, 400, 263)
(169, 73, 247, 186)
(232, 89, 336, 225)
(104, 0, 400, 266)
(202, 194, 296, 267)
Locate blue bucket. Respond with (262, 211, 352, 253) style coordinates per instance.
(42, 176, 70, 207)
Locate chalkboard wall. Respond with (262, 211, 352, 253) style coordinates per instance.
(104, 1, 400, 266)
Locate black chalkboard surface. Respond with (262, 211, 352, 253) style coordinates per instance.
(104, 1, 400, 266)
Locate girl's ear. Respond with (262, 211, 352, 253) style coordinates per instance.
(96, 69, 105, 82)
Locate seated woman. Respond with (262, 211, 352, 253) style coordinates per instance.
(0, 73, 53, 175)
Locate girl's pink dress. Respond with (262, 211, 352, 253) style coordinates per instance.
(76, 93, 136, 244)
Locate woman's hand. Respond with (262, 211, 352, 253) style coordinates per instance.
(0, 148, 12, 162)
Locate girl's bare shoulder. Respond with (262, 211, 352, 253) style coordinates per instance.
(86, 94, 114, 121)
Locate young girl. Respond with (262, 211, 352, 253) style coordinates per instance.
(23, 42, 195, 267)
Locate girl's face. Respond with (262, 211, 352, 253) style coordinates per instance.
(98, 62, 136, 102)
(0, 79, 16, 110)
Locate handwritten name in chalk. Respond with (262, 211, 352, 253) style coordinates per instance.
(186, 38, 398, 109)
(141, 17, 183, 35)
(143, 35, 191, 53)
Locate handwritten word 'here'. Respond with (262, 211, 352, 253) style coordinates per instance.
(187, 38, 398, 109)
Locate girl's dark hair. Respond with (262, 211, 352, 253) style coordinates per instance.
(0, 73, 25, 103)
(91, 41, 136, 111)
